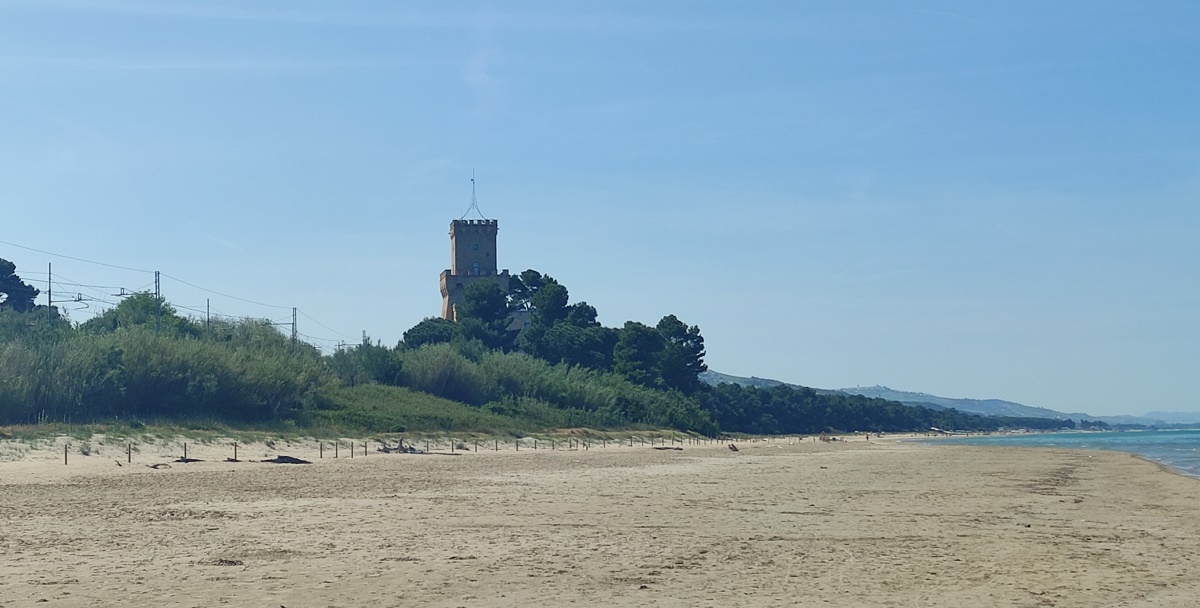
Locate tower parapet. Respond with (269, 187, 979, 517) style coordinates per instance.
(448, 219, 499, 277)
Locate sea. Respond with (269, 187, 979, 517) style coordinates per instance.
(936, 429, 1200, 478)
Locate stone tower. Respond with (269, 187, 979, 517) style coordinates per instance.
(439, 219, 510, 320)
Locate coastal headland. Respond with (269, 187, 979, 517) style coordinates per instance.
(3, 437, 1199, 607)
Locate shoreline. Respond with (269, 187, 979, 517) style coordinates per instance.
(915, 429, 1200, 481)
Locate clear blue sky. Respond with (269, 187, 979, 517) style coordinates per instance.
(2, 1, 1197, 416)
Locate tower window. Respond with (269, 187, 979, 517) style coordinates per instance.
(472, 243, 479, 251)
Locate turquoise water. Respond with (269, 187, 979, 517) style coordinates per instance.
(937, 430, 1200, 478)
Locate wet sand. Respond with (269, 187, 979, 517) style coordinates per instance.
(3, 437, 1200, 607)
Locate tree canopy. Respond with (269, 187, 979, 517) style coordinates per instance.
(0, 258, 39, 313)
(80, 292, 197, 337)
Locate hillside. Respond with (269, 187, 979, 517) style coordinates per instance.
(1142, 411, 1200, 425)
(698, 371, 845, 396)
(700, 371, 1171, 426)
(838, 386, 1171, 426)
(839, 385, 1064, 419)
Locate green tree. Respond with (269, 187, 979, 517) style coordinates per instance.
(656, 314, 707, 395)
(0, 258, 39, 313)
(612, 321, 665, 388)
(517, 276, 614, 369)
(400, 317, 458, 349)
(508, 269, 549, 311)
(330, 341, 402, 387)
(457, 281, 509, 326)
(530, 281, 569, 326)
(565, 302, 600, 328)
(456, 281, 513, 350)
(80, 292, 200, 337)
(523, 322, 616, 370)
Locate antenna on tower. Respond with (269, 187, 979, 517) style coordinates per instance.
(460, 169, 488, 220)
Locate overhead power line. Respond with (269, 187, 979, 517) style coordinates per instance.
(4, 239, 361, 349)
(0, 239, 153, 273)
(160, 273, 291, 310)
(298, 309, 356, 340)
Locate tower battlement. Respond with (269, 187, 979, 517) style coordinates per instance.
(450, 219, 498, 228)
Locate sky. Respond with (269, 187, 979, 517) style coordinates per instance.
(1, 1, 1197, 416)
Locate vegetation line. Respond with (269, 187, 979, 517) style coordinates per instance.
(0, 259, 1071, 435)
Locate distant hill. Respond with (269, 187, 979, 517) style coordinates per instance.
(837, 386, 1172, 426)
(699, 371, 1174, 426)
(698, 370, 786, 390)
(839, 385, 1067, 419)
(698, 371, 844, 396)
(1143, 411, 1200, 425)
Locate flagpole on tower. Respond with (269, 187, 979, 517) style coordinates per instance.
(460, 169, 487, 220)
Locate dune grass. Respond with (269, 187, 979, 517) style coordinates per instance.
(314, 384, 540, 436)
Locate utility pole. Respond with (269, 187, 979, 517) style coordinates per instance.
(154, 271, 161, 333)
(47, 263, 51, 323)
(206, 298, 210, 329)
(291, 307, 297, 346)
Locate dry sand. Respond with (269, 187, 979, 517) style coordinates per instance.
(3, 435, 1200, 607)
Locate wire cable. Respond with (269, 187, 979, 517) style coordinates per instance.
(0, 239, 153, 273)
(159, 273, 292, 310)
(298, 309, 356, 340)
(4, 240, 368, 347)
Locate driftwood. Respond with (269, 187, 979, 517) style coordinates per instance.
(377, 439, 424, 454)
(261, 455, 312, 465)
(174, 457, 203, 463)
(146, 463, 171, 469)
(377, 445, 422, 454)
(728, 444, 739, 452)
(652, 446, 683, 451)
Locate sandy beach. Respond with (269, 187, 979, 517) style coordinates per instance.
(3, 436, 1200, 607)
